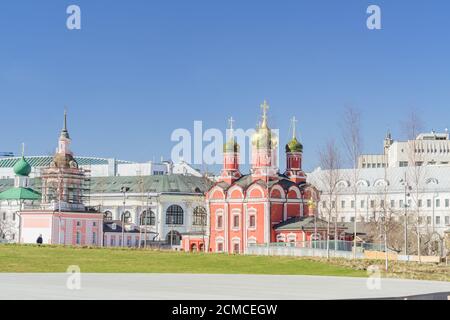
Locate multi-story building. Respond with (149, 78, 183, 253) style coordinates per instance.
(308, 166, 450, 237)
(358, 130, 450, 169)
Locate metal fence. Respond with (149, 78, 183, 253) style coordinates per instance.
(246, 240, 386, 259)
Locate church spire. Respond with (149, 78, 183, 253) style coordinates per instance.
(60, 109, 70, 139)
(260, 100, 269, 129)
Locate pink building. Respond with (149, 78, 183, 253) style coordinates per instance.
(20, 112, 103, 246)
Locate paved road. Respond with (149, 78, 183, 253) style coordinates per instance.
(0, 274, 449, 300)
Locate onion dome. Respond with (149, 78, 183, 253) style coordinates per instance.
(251, 100, 278, 150)
(223, 138, 240, 153)
(286, 137, 303, 153)
(223, 117, 240, 153)
(13, 157, 32, 177)
(252, 126, 278, 150)
(52, 153, 78, 169)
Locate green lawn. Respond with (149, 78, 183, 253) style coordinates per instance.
(0, 245, 366, 277)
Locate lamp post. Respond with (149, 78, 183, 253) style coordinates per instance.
(308, 196, 317, 255)
(403, 173, 412, 257)
(120, 186, 130, 248)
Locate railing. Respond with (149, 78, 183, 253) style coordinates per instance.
(247, 241, 386, 259)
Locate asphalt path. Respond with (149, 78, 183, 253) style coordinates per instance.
(0, 274, 449, 300)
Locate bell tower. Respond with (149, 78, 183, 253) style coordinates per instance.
(219, 117, 241, 184)
(251, 100, 279, 181)
(285, 116, 306, 184)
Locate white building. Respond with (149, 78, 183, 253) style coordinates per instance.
(358, 130, 450, 169)
(308, 166, 450, 236)
(0, 156, 203, 179)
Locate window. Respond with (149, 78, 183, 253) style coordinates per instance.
(12, 213, 16, 221)
(76, 221, 81, 227)
(233, 243, 240, 254)
(370, 200, 375, 209)
(341, 201, 346, 209)
(141, 210, 156, 226)
(436, 199, 441, 208)
(193, 207, 207, 226)
(233, 214, 240, 229)
(93, 222, 96, 227)
(399, 200, 404, 208)
(446, 199, 449, 208)
(436, 216, 441, 225)
(350, 217, 355, 222)
(216, 214, 223, 229)
(390, 200, 395, 208)
(351, 201, 355, 209)
(418, 200, 423, 208)
(332, 201, 336, 209)
(2, 212, 5, 221)
(76, 232, 81, 245)
(427, 199, 432, 208)
(104, 211, 113, 221)
(445, 216, 449, 225)
(249, 215, 256, 228)
(166, 205, 184, 225)
(92, 232, 97, 244)
(380, 200, 385, 208)
(110, 237, 116, 246)
(121, 211, 132, 224)
(427, 216, 431, 225)
(399, 161, 409, 167)
(360, 200, 365, 209)
(217, 242, 224, 252)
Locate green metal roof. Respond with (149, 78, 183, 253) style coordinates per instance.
(89, 175, 213, 194)
(0, 187, 41, 201)
(0, 175, 212, 195)
(0, 156, 133, 168)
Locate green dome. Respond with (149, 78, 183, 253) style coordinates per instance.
(286, 137, 303, 153)
(223, 138, 240, 153)
(13, 157, 32, 177)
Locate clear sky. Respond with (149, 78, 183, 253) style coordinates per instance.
(1, 0, 450, 173)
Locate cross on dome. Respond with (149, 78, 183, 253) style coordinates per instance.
(291, 116, 298, 139)
(260, 100, 270, 128)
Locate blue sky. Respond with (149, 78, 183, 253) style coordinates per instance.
(1, 0, 450, 172)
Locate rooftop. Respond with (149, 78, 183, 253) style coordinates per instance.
(0, 156, 134, 169)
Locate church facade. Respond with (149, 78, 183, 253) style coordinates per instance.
(19, 112, 104, 246)
(182, 101, 337, 254)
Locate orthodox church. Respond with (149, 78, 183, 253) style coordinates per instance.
(183, 101, 337, 254)
(19, 112, 103, 245)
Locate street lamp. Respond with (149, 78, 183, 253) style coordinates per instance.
(403, 174, 412, 256)
(120, 186, 130, 248)
(307, 196, 317, 253)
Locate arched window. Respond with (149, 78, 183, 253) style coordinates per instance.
(121, 211, 131, 224)
(193, 206, 207, 226)
(140, 210, 156, 226)
(104, 211, 113, 221)
(166, 205, 184, 225)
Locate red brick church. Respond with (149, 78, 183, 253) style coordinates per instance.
(183, 101, 340, 253)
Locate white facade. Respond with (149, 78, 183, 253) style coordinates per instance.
(95, 192, 208, 246)
(0, 157, 202, 179)
(359, 131, 450, 169)
(308, 166, 450, 236)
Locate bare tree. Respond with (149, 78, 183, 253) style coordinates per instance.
(342, 107, 363, 258)
(318, 139, 342, 259)
(402, 110, 426, 261)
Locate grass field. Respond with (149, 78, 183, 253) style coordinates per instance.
(0, 245, 366, 277)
